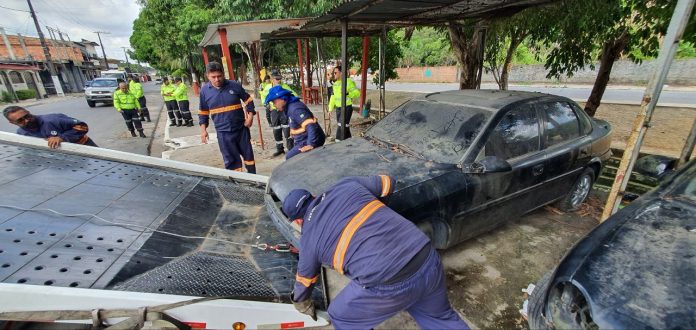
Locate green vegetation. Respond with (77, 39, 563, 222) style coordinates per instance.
(1, 91, 12, 103)
(15, 89, 36, 100)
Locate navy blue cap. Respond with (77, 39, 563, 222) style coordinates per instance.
(283, 189, 314, 220)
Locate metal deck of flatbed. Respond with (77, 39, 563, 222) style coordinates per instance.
(0, 139, 325, 307)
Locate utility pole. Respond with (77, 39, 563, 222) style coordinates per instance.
(27, 0, 64, 96)
(121, 46, 131, 69)
(94, 31, 110, 70)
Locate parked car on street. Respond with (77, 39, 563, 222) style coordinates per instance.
(84, 77, 118, 107)
(527, 159, 696, 329)
(84, 80, 93, 88)
(265, 90, 613, 249)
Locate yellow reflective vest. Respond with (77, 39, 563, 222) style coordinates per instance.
(329, 78, 360, 111)
(161, 83, 176, 101)
(113, 90, 138, 111)
(172, 82, 189, 102)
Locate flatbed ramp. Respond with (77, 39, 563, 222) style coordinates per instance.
(0, 135, 327, 329)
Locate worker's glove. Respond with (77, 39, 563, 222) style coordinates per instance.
(291, 295, 316, 321)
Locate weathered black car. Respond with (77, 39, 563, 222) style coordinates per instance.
(528, 159, 696, 329)
(265, 90, 612, 249)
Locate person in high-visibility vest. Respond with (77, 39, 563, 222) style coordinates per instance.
(328, 65, 360, 141)
(114, 82, 146, 138)
(161, 77, 182, 127)
(172, 77, 194, 127)
(128, 77, 150, 122)
(283, 176, 468, 329)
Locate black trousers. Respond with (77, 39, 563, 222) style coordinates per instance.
(165, 100, 182, 123)
(120, 109, 143, 131)
(335, 105, 353, 140)
(177, 100, 194, 122)
(270, 109, 292, 151)
(137, 96, 150, 121)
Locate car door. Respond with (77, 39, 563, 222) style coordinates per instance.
(453, 104, 546, 242)
(537, 101, 593, 203)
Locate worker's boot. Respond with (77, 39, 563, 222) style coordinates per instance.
(170, 120, 176, 127)
(130, 130, 136, 137)
(138, 130, 147, 138)
(186, 120, 194, 127)
(176, 120, 182, 127)
(272, 146, 285, 157)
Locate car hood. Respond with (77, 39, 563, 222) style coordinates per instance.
(555, 196, 696, 328)
(86, 87, 116, 93)
(268, 138, 457, 200)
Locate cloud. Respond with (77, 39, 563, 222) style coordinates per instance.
(0, 0, 140, 61)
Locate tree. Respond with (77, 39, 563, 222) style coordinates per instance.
(447, 20, 487, 89)
(542, 0, 696, 116)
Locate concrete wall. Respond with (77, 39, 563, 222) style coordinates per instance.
(395, 59, 696, 85)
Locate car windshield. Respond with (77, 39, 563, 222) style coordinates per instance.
(365, 99, 492, 163)
(91, 79, 117, 87)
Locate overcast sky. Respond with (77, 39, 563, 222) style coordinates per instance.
(1, 0, 140, 62)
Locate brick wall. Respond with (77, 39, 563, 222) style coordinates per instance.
(0, 35, 83, 62)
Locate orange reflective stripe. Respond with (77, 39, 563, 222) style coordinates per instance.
(332, 200, 384, 274)
(244, 95, 253, 103)
(73, 124, 88, 132)
(76, 135, 89, 144)
(198, 110, 210, 115)
(296, 274, 318, 287)
(209, 104, 242, 115)
(244, 160, 255, 165)
(380, 175, 391, 197)
(232, 168, 243, 172)
(290, 118, 317, 136)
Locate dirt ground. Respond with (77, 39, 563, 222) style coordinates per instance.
(154, 88, 694, 329)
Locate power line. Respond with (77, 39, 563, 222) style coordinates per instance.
(0, 4, 30, 12)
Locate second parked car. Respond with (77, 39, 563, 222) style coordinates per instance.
(265, 90, 613, 249)
(84, 77, 118, 107)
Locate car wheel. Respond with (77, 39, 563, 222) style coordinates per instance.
(87, 100, 96, 107)
(555, 168, 594, 212)
(528, 271, 553, 330)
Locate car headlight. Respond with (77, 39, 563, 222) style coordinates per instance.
(547, 282, 598, 330)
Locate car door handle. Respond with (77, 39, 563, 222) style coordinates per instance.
(533, 164, 544, 176)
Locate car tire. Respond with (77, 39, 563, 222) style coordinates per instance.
(528, 271, 553, 330)
(87, 100, 96, 108)
(555, 167, 595, 212)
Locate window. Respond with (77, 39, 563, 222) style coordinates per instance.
(569, 102, 593, 135)
(9, 71, 23, 84)
(542, 102, 580, 146)
(485, 105, 540, 160)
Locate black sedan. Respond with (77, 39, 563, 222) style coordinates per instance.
(528, 159, 696, 329)
(265, 90, 613, 249)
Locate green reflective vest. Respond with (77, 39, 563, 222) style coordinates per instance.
(172, 82, 188, 102)
(161, 83, 176, 101)
(329, 78, 360, 111)
(129, 81, 144, 99)
(113, 89, 138, 111)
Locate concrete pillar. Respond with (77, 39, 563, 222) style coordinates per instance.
(0, 27, 17, 60)
(17, 34, 31, 60)
(217, 29, 235, 80)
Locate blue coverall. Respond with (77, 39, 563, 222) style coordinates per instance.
(17, 113, 97, 147)
(293, 176, 467, 329)
(198, 80, 256, 173)
(285, 100, 325, 159)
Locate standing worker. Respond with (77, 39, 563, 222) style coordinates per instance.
(328, 65, 360, 141)
(173, 77, 194, 127)
(265, 85, 324, 159)
(161, 77, 182, 127)
(3, 106, 98, 148)
(199, 62, 257, 173)
(129, 77, 150, 122)
(282, 175, 468, 329)
(114, 82, 146, 138)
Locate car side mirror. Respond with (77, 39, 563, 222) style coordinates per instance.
(468, 156, 512, 174)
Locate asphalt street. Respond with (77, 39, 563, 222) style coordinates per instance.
(365, 81, 696, 105)
(0, 83, 163, 155)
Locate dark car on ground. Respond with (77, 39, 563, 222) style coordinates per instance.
(528, 159, 696, 329)
(265, 90, 613, 249)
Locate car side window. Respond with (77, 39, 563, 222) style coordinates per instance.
(542, 102, 581, 147)
(569, 102, 593, 135)
(485, 105, 540, 160)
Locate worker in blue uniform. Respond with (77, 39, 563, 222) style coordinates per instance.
(198, 62, 257, 173)
(3, 106, 98, 148)
(282, 175, 468, 330)
(264, 85, 325, 159)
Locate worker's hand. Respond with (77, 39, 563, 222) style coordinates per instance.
(244, 112, 254, 128)
(200, 129, 209, 144)
(299, 145, 314, 153)
(47, 136, 63, 149)
(292, 298, 317, 321)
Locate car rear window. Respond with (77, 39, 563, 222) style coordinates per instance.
(91, 79, 117, 87)
(366, 99, 492, 163)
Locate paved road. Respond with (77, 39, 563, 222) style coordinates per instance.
(364, 81, 696, 106)
(0, 83, 163, 155)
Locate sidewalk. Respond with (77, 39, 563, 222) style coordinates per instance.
(152, 89, 366, 176)
(2, 93, 83, 109)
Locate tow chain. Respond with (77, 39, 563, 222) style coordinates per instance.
(254, 243, 299, 254)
